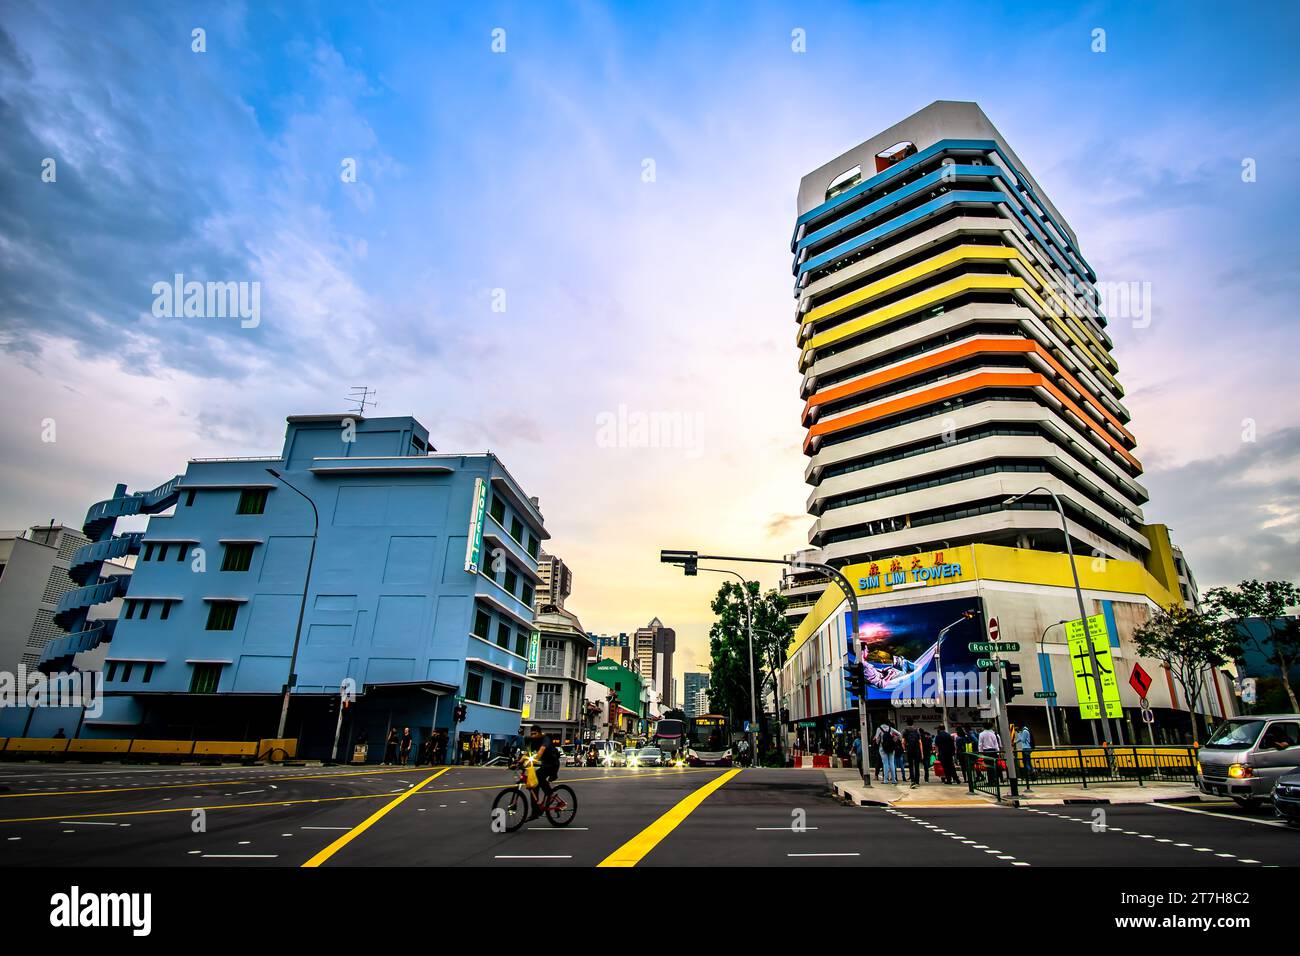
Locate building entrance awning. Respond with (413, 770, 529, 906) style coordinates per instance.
(361, 680, 458, 697)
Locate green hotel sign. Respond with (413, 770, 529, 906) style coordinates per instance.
(463, 477, 488, 573)
(527, 630, 541, 671)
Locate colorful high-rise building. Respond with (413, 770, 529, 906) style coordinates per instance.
(793, 100, 1146, 569)
(779, 102, 1220, 748)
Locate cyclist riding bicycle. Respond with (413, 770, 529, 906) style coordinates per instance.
(522, 724, 560, 820)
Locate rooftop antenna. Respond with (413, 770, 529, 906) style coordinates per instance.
(346, 386, 377, 416)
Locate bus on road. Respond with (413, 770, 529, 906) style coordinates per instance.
(686, 714, 732, 767)
(653, 718, 686, 756)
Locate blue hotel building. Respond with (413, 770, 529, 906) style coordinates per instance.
(46, 413, 546, 760)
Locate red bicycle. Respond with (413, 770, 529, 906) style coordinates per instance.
(491, 766, 577, 832)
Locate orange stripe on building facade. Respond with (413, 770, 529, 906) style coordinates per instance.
(803, 336, 1136, 446)
(802, 369, 1144, 473)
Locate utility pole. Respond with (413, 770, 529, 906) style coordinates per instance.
(267, 468, 319, 743)
(1005, 488, 1112, 746)
(661, 550, 865, 784)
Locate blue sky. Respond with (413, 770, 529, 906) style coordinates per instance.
(2, 0, 1298, 674)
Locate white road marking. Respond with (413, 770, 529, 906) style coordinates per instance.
(57, 820, 118, 826)
(526, 827, 590, 831)
(1154, 802, 1290, 828)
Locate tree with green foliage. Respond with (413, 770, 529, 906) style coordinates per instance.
(1205, 580, 1300, 713)
(707, 580, 793, 754)
(1133, 603, 1233, 743)
(662, 707, 686, 722)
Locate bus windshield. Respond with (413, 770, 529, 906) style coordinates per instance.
(688, 716, 728, 754)
(654, 719, 685, 752)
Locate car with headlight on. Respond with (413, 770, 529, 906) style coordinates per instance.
(589, 740, 625, 766)
(1197, 715, 1300, 809)
(1272, 766, 1300, 825)
(625, 748, 641, 768)
(636, 747, 663, 767)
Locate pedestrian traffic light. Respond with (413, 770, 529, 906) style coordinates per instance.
(844, 661, 867, 699)
(1000, 661, 1023, 702)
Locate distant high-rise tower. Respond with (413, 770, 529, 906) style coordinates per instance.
(633, 617, 676, 707)
(534, 550, 573, 610)
(683, 672, 710, 718)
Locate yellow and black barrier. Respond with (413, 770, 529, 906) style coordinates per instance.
(0, 735, 297, 764)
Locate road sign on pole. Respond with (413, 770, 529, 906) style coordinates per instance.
(988, 617, 1000, 641)
(1141, 708, 1154, 724)
(1066, 615, 1122, 719)
(1129, 662, 1153, 699)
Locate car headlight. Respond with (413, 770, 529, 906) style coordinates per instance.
(1228, 763, 1254, 779)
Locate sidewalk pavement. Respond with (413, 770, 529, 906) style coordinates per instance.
(825, 769, 1204, 807)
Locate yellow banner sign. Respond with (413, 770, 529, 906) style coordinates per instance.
(1066, 614, 1122, 719)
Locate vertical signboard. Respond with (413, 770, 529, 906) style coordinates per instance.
(1066, 614, 1122, 719)
(527, 630, 541, 672)
(463, 477, 488, 573)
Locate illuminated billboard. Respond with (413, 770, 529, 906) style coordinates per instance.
(843, 596, 985, 706)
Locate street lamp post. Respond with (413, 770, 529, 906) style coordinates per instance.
(267, 468, 319, 742)
(1038, 620, 1068, 748)
(660, 549, 865, 783)
(695, 566, 759, 768)
(934, 611, 976, 732)
(1004, 487, 1111, 746)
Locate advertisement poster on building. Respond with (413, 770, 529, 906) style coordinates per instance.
(842, 596, 984, 706)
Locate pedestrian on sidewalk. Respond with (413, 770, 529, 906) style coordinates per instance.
(383, 727, 399, 765)
(399, 726, 413, 766)
(852, 733, 863, 772)
(902, 718, 924, 788)
(1016, 724, 1034, 781)
(875, 719, 900, 783)
(935, 725, 960, 784)
(977, 723, 1002, 784)
(920, 728, 933, 782)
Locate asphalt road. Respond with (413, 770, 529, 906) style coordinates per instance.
(2, 763, 1298, 867)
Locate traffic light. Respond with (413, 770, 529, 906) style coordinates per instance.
(1000, 661, 1023, 702)
(453, 702, 468, 723)
(780, 707, 790, 724)
(660, 549, 698, 576)
(844, 661, 867, 699)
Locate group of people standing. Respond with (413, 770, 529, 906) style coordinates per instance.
(854, 718, 1035, 787)
(372, 726, 448, 766)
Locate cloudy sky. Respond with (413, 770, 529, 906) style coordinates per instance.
(2, 1, 1298, 679)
